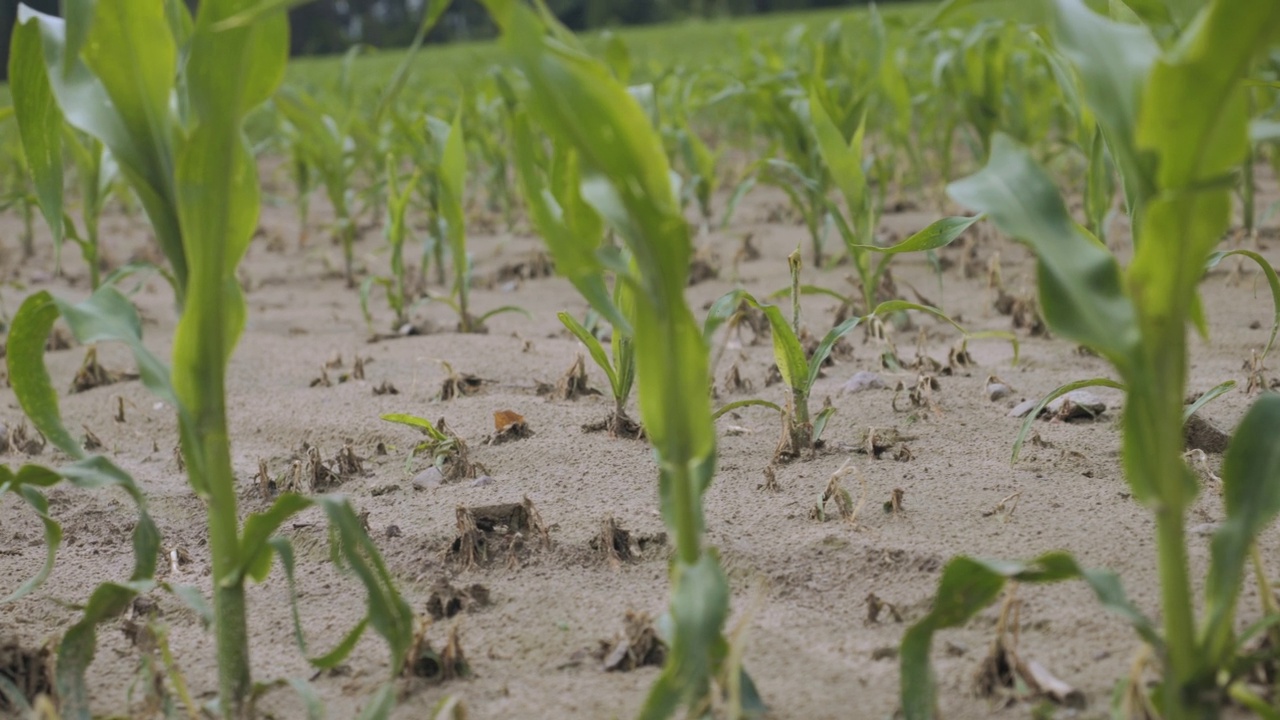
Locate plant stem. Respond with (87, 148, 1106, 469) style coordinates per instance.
(668, 462, 700, 566)
(200, 407, 250, 716)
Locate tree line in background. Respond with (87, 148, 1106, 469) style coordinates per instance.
(0, 0, 889, 75)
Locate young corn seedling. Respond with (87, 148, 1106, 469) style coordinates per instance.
(431, 109, 525, 333)
(806, 82, 985, 318)
(61, 130, 119, 291)
(901, 3, 1280, 719)
(487, 1, 763, 715)
(559, 304, 640, 438)
(512, 98, 640, 436)
(275, 87, 360, 287)
(361, 155, 424, 332)
(9, 3, 417, 717)
(705, 252, 859, 460)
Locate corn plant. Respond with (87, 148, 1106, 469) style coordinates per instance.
(512, 98, 641, 435)
(7, 3, 415, 717)
(62, 130, 119, 290)
(433, 108, 525, 333)
(807, 82, 984, 317)
(361, 155, 423, 332)
(275, 87, 360, 287)
(486, 0, 762, 715)
(901, 3, 1280, 719)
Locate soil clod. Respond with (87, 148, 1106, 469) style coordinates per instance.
(448, 496, 551, 568)
(426, 579, 492, 620)
(1184, 412, 1231, 454)
(593, 515, 633, 568)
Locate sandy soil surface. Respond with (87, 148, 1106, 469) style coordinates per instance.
(1, 166, 1279, 720)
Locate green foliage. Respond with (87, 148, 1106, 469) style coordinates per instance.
(361, 156, 423, 330)
(904, 3, 1280, 719)
(483, 0, 763, 715)
(8, 3, 417, 718)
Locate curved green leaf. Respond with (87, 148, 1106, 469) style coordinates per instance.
(948, 133, 1138, 369)
(711, 398, 784, 421)
(849, 214, 984, 255)
(10, 14, 63, 246)
(803, 315, 862, 395)
(1207, 250, 1280, 361)
(1182, 380, 1236, 422)
(7, 291, 80, 457)
(559, 311, 620, 397)
(1011, 377, 1126, 463)
(902, 551, 1155, 720)
(1202, 394, 1280, 668)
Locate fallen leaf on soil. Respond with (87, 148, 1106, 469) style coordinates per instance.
(70, 347, 138, 394)
(595, 610, 666, 671)
(486, 410, 533, 445)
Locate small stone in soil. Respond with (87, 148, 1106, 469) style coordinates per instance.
(1184, 412, 1230, 454)
(839, 371, 887, 395)
(470, 475, 494, 488)
(413, 467, 444, 490)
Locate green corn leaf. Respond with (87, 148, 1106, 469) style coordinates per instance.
(812, 404, 838, 444)
(356, 683, 396, 720)
(18, 4, 188, 293)
(639, 554, 730, 720)
(808, 84, 868, 226)
(314, 496, 415, 675)
(703, 289, 750, 340)
(311, 618, 369, 670)
(1011, 377, 1126, 463)
(0, 676, 34, 715)
(381, 413, 449, 442)
(721, 173, 757, 229)
(1206, 250, 1280, 362)
(1202, 394, 1280, 668)
(235, 493, 312, 584)
(803, 315, 862, 395)
(901, 551, 1155, 720)
(439, 109, 469, 315)
(7, 291, 81, 457)
(948, 133, 1138, 369)
(512, 113, 623, 330)
(57, 286, 177, 406)
(1, 467, 63, 604)
(559, 311, 620, 397)
(1085, 126, 1114, 242)
(1051, 0, 1158, 217)
(755, 302, 809, 394)
(285, 678, 327, 720)
(10, 13, 63, 246)
(711, 398, 784, 421)
(168, 583, 214, 629)
(1136, 0, 1279, 192)
(1182, 380, 1236, 422)
(58, 456, 160, 583)
(58, 580, 157, 719)
(476, 305, 531, 325)
(848, 214, 984, 255)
